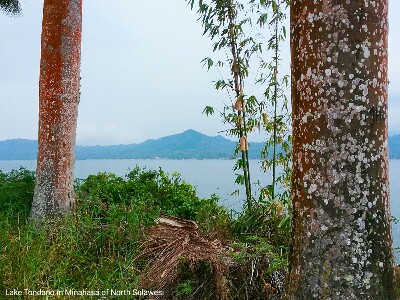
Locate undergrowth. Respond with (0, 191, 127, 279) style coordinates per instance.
(0, 167, 290, 299)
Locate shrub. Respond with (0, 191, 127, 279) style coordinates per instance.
(0, 167, 35, 225)
(0, 167, 289, 299)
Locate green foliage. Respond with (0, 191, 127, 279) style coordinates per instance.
(189, 0, 292, 219)
(1, 168, 154, 294)
(0, 0, 21, 16)
(77, 167, 216, 220)
(0, 167, 289, 298)
(230, 235, 287, 274)
(185, 3, 293, 294)
(227, 232, 287, 297)
(190, 0, 261, 208)
(174, 279, 193, 297)
(0, 167, 229, 295)
(254, 0, 291, 211)
(0, 167, 35, 224)
(232, 202, 290, 252)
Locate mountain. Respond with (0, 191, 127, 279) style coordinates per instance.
(75, 129, 245, 159)
(0, 130, 399, 160)
(0, 139, 38, 160)
(389, 134, 400, 159)
(0, 130, 263, 160)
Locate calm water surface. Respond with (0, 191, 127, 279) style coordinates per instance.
(1, 159, 399, 263)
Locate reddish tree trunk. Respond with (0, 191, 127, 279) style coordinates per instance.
(286, 0, 396, 298)
(31, 0, 82, 220)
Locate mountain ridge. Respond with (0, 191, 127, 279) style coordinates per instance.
(0, 130, 399, 160)
(0, 130, 252, 160)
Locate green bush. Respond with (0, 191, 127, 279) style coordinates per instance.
(0, 167, 35, 225)
(0, 167, 232, 296)
(0, 167, 289, 299)
(76, 167, 219, 221)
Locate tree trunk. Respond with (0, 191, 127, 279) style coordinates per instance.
(30, 0, 82, 221)
(286, 0, 396, 298)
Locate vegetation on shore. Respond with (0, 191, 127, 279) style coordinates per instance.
(0, 167, 290, 299)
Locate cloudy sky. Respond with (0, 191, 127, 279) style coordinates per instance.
(1, 1, 399, 146)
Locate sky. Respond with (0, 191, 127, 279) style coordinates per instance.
(0, 1, 399, 146)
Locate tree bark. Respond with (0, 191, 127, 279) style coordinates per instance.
(286, 0, 396, 298)
(31, 0, 82, 221)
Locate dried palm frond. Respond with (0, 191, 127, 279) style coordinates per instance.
(135, 215, 232, 300)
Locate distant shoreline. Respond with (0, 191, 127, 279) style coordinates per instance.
(1, 129, 400, 160)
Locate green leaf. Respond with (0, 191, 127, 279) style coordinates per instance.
(235, 174, 245, 185)
(272, 1, 277, 13)
(202, 106, 215, 116)
(279, 214, 291, 229)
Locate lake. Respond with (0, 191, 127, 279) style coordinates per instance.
(1, 159, 399, 263)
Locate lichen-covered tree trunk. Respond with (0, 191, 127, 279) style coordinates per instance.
(30, 0, 82, 221)
(286, 0, 396, 298)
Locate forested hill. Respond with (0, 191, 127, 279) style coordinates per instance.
(0, 130, 261, 160)
(75, 129, 250, 159)
(1, 130, 399, 160)
(389, 134, 400, 158)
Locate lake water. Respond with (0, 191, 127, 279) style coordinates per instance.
(1, 159, 399, 263)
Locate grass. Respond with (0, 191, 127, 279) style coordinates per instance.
(0, 167, 290, 299)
